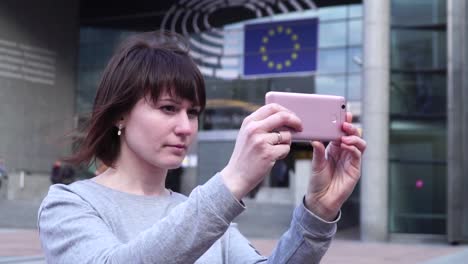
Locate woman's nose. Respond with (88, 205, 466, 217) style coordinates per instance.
(174, 112, 193, 135)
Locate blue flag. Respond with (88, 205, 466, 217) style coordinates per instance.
(243, 18, 318, 76)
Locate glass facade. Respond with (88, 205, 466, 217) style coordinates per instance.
(202, 5, 363, 130)
(76, 4, 363, 124)
(75, 4, 362, 196)
(389, 0, 447, 234)
(77, 29, 136, 114)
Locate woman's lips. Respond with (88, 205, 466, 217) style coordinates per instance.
(166, 144, 187, 154)
(167, 144, 186, 149)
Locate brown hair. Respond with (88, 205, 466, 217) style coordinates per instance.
(69, 31, 206, 167)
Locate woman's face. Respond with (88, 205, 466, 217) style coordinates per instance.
(120, 91, 200, 170)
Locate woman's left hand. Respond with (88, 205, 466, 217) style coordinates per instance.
(305, 112, 366, 221)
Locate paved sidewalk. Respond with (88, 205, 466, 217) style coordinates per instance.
(1, 228, 467, 263)
(252, 238, 468, 264)
(0, 229, 42, 257)
(0, 229, 44, 263)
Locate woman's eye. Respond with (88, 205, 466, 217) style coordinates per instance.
(161, 105, 177, 113)
(188, 109, 200, 119)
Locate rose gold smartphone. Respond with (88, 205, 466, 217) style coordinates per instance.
(265, 91, 346, 142)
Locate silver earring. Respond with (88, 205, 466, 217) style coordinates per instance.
(117, 124, 123, 136)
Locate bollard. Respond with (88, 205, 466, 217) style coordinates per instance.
(20, 171, 25, 189)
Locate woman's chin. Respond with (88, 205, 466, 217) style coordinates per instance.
(161, 159, 184, 170)
(166, 163, 183, 170)
(146, 155, 184, 170)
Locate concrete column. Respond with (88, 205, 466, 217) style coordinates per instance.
(360, 0, 391, 241)
(447, 0, 468, 243)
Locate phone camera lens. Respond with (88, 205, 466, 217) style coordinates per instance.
(341, 104, 346, 109)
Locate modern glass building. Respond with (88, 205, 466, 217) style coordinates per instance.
(1, 0, 468, 243)
(75, 0, 464, 241)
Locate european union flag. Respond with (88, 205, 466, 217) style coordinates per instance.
(243, 18, 318, 76)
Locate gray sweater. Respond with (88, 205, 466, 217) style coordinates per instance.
(38, 173, 338, 263)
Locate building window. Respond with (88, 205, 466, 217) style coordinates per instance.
(389, 0, 447, 235)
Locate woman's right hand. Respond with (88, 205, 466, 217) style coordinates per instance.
(220, 103, 303, 200)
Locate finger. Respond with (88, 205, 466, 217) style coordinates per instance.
(341, 136, 367, 153)
(268, 131, 282, 145)
(311, 141, 326, 165)
(268, 130, 292, 145)
(342, 122, 360, 137)
(258, 111, 303, 134)
(329, 112, 354, 146)
(271, 144, 291, 160)
(340, 143, 362, 163)
(279, 131, 292, 145)
(247, 103, 292, 122)
(346, 111, 353, 123)
(329, 139, 341, 148)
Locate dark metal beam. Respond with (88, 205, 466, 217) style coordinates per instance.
(79, 0, 361, 31)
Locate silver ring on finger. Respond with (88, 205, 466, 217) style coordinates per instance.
(275, 131, 282, 145)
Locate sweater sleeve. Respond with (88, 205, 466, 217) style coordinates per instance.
(226, 198, 339, 264)
(38, 173, 244, 264)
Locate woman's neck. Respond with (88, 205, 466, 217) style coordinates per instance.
(93, 147, 169, 197)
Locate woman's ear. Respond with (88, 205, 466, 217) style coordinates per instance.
(115, 116, 125, 127)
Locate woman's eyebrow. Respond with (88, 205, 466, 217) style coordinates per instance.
(158, 98, 181, 104)
(158, 97, 199, 108)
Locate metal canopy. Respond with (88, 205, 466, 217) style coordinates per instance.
(80, 0, 361, 32)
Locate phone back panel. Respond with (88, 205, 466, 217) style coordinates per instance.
(265, 92, 346, 141)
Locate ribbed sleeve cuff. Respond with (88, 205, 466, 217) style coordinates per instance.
(199, 172, 246, 224)
(294, 197, 340, 238)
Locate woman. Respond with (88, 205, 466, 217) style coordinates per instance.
(38, 31, 366, 263)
